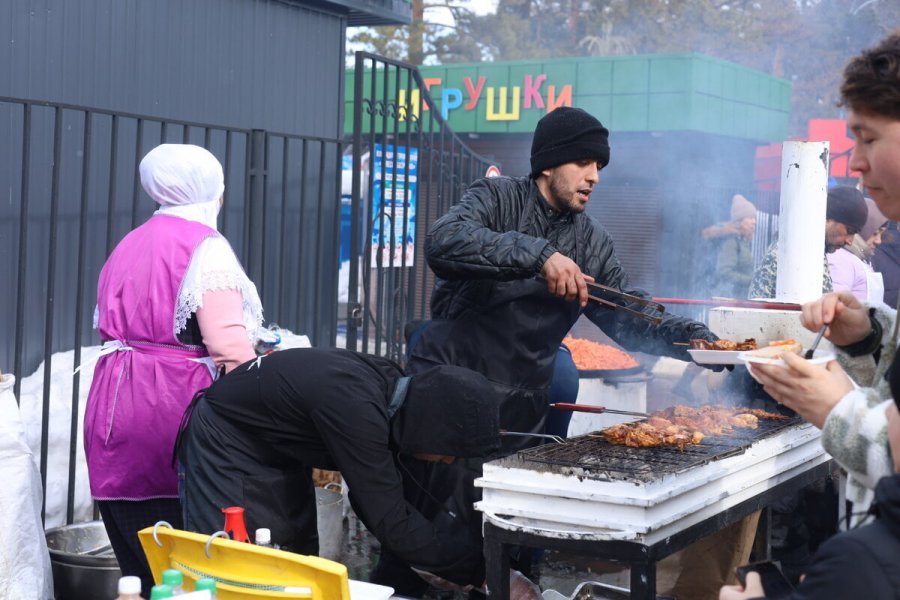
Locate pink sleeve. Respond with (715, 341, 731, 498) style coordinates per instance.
(195, 289, 256, 374)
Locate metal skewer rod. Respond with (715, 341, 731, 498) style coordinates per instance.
(588, 281, 666, 313)
(549, 402, 650, 418)
(652, 297, 802, 311)
(587, 294, 663, 326)
(500, 430, 566, 444)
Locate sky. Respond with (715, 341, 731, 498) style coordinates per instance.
(346, 1, 499, 65)
(428, 0, 498, 25)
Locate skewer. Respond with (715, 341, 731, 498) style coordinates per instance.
(652, 297, 802, 311)
(588, 282, 666, 313)
(534, 276, 666, 325)
(500, 430, 566, 444)
(587, 294, 662, 325)
(549, 402, 650, 418)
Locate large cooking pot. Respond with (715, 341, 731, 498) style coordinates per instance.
(45, 520, 121, 599)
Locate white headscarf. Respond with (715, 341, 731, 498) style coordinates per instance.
(141, 144, 225, 230)
(136, 143, 263, 339)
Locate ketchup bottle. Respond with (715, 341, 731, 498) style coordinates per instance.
(221, 506, 250, 543)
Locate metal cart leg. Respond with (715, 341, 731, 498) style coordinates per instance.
(630, 560, 656, 600)
(485, 525, 510, 598)
(752, 506, 772, 561)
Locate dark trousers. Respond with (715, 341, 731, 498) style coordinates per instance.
(544, 344, 579, 438)
(179, 398, 319, 555)
(98, 498, 183, 598)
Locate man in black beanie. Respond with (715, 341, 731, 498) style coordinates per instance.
(375, 106, 720, 596)
(529, 106, 610, 181)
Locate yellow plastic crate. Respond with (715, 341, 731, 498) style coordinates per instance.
(138, 524, 350, 600)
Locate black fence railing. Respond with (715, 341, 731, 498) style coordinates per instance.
(0, 96, 343, 524)
(346, 52, 495, 363)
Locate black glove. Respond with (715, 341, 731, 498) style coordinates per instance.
(703, 363, 735, 373)
(691, 327, 719, 343)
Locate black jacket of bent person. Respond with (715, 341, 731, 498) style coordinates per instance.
(177, 347, 499, 588)
(410, 175, 716, 440)
(749, 473, 900, 599)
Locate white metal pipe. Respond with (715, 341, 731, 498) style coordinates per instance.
(774, 141, 830, 303)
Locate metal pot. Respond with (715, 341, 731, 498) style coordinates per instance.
(317, 483, 344, 561)
(45, 520, 121, 599)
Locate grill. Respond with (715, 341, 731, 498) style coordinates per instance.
(477, 421, 833, 600)
(476, 421, 830, 545)
(510, 415, 803, 484)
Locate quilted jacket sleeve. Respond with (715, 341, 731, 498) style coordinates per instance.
(425, 178, 552, 281)
(580, 224, 717, 360)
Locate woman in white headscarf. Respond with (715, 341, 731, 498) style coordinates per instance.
(83, 144, 263, 593)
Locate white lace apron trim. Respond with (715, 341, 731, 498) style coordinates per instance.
(175, 234, 264, 341)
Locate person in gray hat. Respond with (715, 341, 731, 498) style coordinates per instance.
(375, 106, 720, 595)
(749, 185, 868, 299)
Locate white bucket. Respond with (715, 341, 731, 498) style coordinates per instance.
(316, 484, 343, 561)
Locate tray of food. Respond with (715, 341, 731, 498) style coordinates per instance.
(687, 337, 757, 365)
(738, 339, 835, 367)
(564, 336, 643, 377)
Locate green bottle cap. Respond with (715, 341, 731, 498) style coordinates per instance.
(195, 578, 217, 592)
(161, 569, 183, 586)
(149, 584, 174, 599)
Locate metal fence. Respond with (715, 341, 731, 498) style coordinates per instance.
(0, 95, 343, 522)
(1, 54, 493, 523)
(345, 52, 495, 363)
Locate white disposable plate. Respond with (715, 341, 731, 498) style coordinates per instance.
(737, 348, 836, 367)
(687, 348, 746, 365)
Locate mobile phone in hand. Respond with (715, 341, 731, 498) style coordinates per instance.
(735, 561, 795, 600)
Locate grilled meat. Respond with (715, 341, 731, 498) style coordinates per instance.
(689, 338, 757, 351)
(600, 403, 787, 449)
(602, 421, 704, 450)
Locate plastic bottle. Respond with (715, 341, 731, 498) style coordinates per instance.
(221, 506, 250, 543)
(255, 527, 274, 548)
(149, 584, 174, 600)
(161, 569, 185, 595)
(194, 578, 218, 600)
(115, 575, 142, 600)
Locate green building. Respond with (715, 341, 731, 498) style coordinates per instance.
(346, 53, 790, 299)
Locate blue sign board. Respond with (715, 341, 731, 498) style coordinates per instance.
(371, 144, 418, 267)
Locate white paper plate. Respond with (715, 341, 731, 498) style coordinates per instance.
(737, 348, 836, 366)
(349, 579, 394, 600)
(687, 348, 746, 365)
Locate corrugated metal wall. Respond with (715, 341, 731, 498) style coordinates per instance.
(0, 0, 349, 380)
(0, 0, 343, 137)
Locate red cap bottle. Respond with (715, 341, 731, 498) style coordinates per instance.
(221, 506, 250, 543)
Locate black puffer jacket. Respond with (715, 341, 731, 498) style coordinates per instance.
(748, 474, 900, 599)
(179, 348, 497, 587)
(410, 176, 714, 405)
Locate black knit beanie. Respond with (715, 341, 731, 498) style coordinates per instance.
(530, 106, 610, 178)
(826, 185, 868, 233)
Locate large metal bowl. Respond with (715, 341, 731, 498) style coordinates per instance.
(45, 520, 121, 599)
